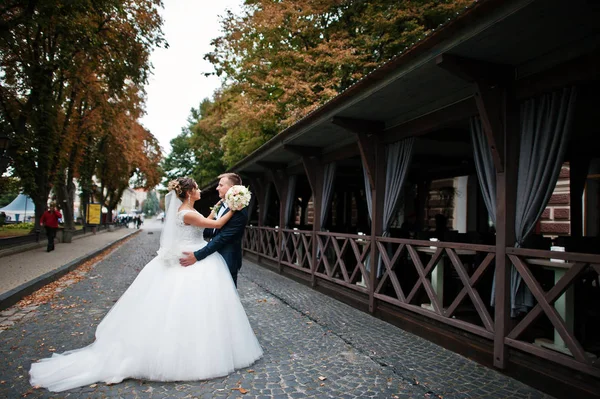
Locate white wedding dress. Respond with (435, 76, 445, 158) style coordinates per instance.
(29, 209, 263, 392)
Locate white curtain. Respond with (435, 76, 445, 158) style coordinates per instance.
(284, 175, 297, 228)
(320, 163, 336, 230)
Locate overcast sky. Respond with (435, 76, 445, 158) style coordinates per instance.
(140, 0, 242, 155)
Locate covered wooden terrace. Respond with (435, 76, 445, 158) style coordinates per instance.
(197, 0, 600, 396)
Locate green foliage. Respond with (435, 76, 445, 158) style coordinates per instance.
(162, 100, 227, 187)
(142, 190, 161, 216)
(3, 221, 35, 230)
(0, 176, 20, 207)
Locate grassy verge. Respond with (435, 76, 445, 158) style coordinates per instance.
(0, 228, 32, 237)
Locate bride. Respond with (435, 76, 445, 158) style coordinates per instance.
(29, 177, 263, 392)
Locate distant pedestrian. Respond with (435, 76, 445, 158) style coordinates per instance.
(40, 202, 62, 252)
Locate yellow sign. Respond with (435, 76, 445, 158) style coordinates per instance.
(87, 203, 101, 225)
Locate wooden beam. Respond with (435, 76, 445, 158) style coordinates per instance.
(256, 161, 288, 170)
(383, 97, 478, 143)
(516, 51, 600, 100)
(436, 54, 513, 85)
(331, 116, 385, 134)
(320, 142, 360, 164)
(242, 172, 266, 181)
(283, 144, 322, 157)
(436, 54, 514, 173)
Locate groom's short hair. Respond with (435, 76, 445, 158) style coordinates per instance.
(219, 173, 242, 186)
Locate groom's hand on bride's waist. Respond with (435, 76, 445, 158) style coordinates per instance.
(179, 252, 196, 267)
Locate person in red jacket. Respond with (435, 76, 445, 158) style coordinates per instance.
(40, 202, 62, 252)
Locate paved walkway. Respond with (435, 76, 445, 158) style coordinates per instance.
(0, 227, 137, 297)
(0, 221, 553, 398)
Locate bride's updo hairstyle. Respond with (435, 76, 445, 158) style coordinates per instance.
(167, 177, 197, 201)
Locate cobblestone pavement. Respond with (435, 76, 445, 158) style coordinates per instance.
(0, 222, 553, 399)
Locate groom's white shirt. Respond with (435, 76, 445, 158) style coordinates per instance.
(216, 203, 229, 220)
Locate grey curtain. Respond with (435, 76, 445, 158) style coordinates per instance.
(470, 117, 497, 225)
(362, 138, 415, 277)
(383, 138, 415, 234)
(362, 158, 373, 220)
(320, 162, 336, 230)
(284, 175, 297, 228)
(379, 138, 415, 276)
(510, 87, 577, 316)
(260, 183, 272, 226)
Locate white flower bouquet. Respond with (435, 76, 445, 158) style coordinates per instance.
(225, 185, 251, 211)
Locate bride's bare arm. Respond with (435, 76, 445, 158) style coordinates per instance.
(183, 209, 234, 228)
(207, 200, 223, 220)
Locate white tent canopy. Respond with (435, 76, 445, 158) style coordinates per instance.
(0, 194, 35, 222)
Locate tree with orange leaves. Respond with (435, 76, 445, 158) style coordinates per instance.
(202, 0, 473, 167)
(0, 0, 165, 228)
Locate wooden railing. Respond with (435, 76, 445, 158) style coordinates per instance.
(279, 228, 313, 274)
(314, 231, 371, 294)
(374, 237, 496, 339)
(242, 226, 600, 377)
(505, 247, 600, 378)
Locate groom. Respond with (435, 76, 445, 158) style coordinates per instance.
(179, 173, 248, 287)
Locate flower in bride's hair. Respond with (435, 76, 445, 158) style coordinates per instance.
(225, 185, 251, 211)
(167, 179, 182, 195)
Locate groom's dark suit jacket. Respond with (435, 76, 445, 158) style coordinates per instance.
(195, 206, 248, 287)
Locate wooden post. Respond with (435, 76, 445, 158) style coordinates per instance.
(355, 131, 385, 313)
(370, 137, 386, 314)
(436, 53, 518, 369)
(493, 84, 519, 370)
(569, 156, 590, 237)
(270, 169, 288, 274)
(302, 156, 322, 287)
(249, 175, 267, 265)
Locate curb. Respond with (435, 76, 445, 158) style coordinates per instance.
(0, 230, 141, 312)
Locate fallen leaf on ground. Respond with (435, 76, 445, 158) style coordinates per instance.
(318, 376, 327, 381)
(247, 369, 254, 373)
(231, 387, 249, 394)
